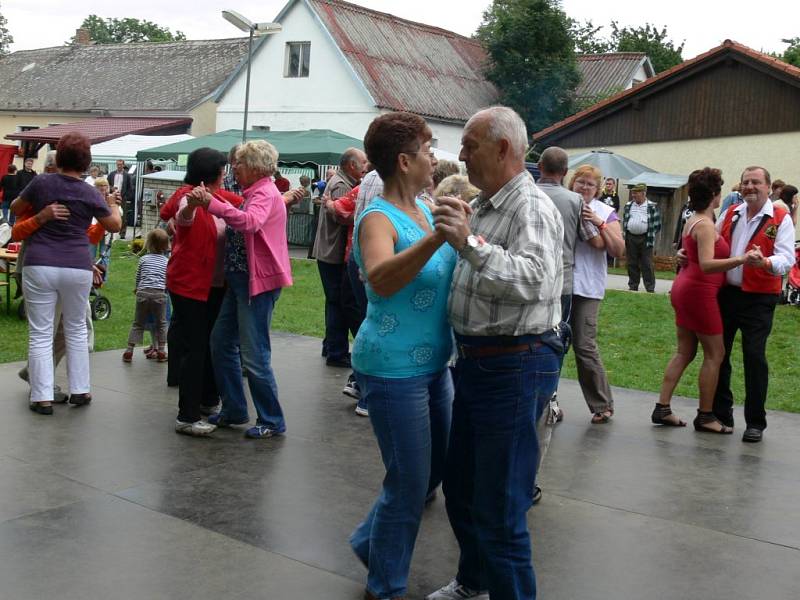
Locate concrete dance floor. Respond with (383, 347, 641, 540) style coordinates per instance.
(1, 332, 798, 600)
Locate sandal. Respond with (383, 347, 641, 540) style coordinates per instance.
(591, 409, 613, 424)
(651, 403, 686, 427)
(693, 410, 733, 435)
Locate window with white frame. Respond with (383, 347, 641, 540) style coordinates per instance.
(284, 42, 311, 78)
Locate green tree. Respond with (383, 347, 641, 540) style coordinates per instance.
(477, 0, 581, 134)
(608, 22, 684, 73)
(0, 3, 14, 55)
(569, 19, 612, 54)
(70, 15, 186, 44)
(781, 37, 800, 67)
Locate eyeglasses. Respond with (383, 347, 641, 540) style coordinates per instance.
(574, 179, 597, 188)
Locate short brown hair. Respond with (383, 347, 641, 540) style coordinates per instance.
(145, 228, 170, 254)
(364, 112, 431, 181)
(687, 167, 723, 212)
(741, 166, 771, 186)
(56, 132, 92, 172)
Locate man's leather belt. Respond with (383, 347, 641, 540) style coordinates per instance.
(457, 343, 535, 359)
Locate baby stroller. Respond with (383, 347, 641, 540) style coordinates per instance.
(781, 240, 800, 306)
(89, 234, 113, 320)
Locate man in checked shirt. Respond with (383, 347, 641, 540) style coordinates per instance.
(427, 106, 564, 600)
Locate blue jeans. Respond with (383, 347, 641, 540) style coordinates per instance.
(444, 335, 560, 600)
(210, 272, 285, 431)
(350, 368, 453, 599)
(2, 202, 14, 225)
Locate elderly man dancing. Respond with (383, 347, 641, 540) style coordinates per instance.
(428, 106, 564, 600)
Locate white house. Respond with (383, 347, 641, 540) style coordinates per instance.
(215, 0, 498, 154)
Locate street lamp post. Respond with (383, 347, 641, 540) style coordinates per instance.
(222, 10, 282, 144)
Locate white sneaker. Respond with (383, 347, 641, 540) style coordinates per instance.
(546, 394, 564, 425)
(342, 374, 360, 399)
(426, 579, 489, 600)
(175, 420, 216, 436)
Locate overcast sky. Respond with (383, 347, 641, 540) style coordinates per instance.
(5, 0, 798, 59)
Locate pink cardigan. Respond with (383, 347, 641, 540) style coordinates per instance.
(207, 176, 292, 297)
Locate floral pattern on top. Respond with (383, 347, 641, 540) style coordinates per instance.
(411, 288, 436, 312)
(225, 202, 248, 273)
(351, 198, 457, 378)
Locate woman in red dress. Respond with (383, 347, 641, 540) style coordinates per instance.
(652, 168, 759, 433)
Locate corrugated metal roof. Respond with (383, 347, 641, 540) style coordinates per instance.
(307, 0, 498, 122)
(0, 38, 251, 113)
(576, 53, 650, 100)
(6, 118, 193, 144)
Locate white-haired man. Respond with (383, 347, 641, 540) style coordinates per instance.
(429, 107, 564, 600)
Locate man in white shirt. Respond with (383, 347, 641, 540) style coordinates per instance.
(622, 183, 661, 292)
(714, 166, 795, 443)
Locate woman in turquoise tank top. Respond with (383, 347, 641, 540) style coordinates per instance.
(348, 112, 458, 600)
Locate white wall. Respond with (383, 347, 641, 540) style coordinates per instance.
(630, 64, 649, 86)
(217, 1, 376, 139)
(566, 130, 800, 237)
(216, 0, 467, 154)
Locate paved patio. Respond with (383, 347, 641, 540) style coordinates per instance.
(1, 333, 798, 600)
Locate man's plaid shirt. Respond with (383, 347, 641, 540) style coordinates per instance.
(622, 199, 661, 248)
(447, 171, 564, 337)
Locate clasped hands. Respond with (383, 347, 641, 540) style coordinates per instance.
(432, 196, 473, 250)
(742, 245, 767, 268)
(675, 244, 768, 268)
(187, 183, 212, 209)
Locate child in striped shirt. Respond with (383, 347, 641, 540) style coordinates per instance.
(123, 228, 169, 363)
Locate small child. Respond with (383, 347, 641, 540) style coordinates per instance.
(123, 229, 169, 363)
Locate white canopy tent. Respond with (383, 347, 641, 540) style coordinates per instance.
(90, 134, 194, 164)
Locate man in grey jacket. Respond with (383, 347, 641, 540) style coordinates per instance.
(311, 148, 367, 367)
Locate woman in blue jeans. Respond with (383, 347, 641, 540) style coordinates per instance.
(349, 112, 457, 600)
(188, 140, 296, 439)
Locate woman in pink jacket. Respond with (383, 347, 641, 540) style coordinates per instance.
(188, 140, 292, 439)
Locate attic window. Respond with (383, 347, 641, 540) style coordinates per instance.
(284, 42, 310, 78)
(21, 62, 36, 72)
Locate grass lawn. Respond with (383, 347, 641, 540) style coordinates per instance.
(608, 266, 676, 281)
(3, 241, 798, 412)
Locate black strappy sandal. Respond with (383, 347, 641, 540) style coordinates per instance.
(693, 410, 734, 435)
(651, 403, 686, 427)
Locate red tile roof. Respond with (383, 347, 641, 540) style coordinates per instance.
(307, 0, 498, 122)
(5, 117, 193, 145)
(533, 40, 800, 142)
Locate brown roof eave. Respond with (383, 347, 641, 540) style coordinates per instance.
(533, 39, 800, 143)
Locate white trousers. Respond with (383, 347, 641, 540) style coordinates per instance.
(23, 266, 93, 402)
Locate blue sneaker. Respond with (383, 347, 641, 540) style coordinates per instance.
(207, 413, 248, 427)
(245, 425, 286, 439)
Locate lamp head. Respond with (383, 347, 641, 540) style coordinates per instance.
(222, 10, 282, 35)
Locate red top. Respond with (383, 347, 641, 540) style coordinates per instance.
(331, 185, 359, 261)
(274, 176, 290, 193)
(160, 185, 242, 301)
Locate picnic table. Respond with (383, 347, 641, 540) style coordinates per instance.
(0, 248, 18, 314)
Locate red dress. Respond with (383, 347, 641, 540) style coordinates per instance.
(670, 231, 730, 335)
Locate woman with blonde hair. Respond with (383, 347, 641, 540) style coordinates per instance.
(569, 164, 624, 423)
(434, 174, 480, 202)
(188, 140, 293, 439)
